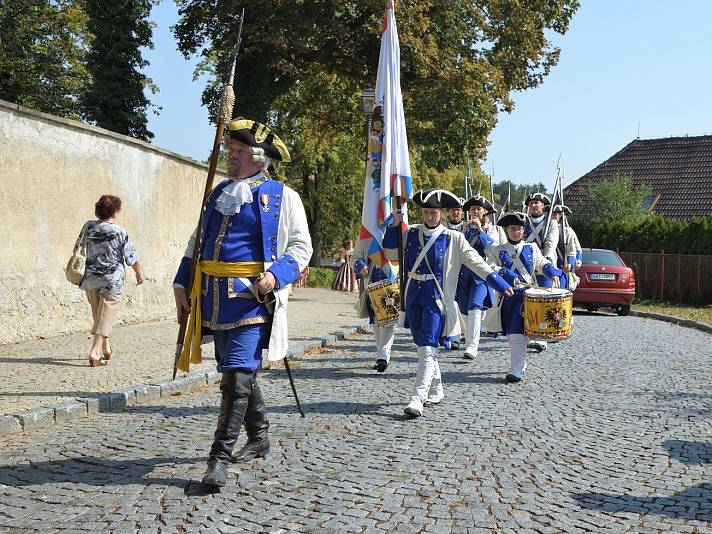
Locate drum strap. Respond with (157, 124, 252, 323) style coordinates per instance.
(503, 243, 534, 285)
(403, 225, 445, 303)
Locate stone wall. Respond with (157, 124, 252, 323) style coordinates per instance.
(0, 99, 215, 344)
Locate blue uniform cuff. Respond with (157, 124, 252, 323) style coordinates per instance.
(486, 271, 511, 293)
(498, 267, 518, 285)
(268, 254, 301, 287)
(543, 263, 563, 278)
(354, 259, 367, 279)
(174, 256, 192, 287)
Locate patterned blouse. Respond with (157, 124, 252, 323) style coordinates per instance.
(77, 220, 138, 294)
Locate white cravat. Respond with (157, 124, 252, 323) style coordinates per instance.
(215, 172, 265, 216)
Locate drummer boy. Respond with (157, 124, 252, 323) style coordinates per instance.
(485, 212, 563, 383)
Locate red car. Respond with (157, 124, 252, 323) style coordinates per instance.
(573, 248, 635, 316)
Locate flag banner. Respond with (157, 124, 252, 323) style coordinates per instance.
(358, 1, 413, 281)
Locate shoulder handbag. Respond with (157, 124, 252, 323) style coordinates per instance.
(65, 223, 89, 286)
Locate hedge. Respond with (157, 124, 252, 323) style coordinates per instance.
(306, 267, 337, 288)
(570, 215, 712, 255)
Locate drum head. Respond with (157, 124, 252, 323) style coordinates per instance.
(525, 287, 571, 298)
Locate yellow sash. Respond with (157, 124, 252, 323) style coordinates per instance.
(176, 260, 264, 373)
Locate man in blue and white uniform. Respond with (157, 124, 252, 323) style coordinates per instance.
(524, 192, 559, 352)
(552, 204, 582, 290)
(173, 119, 312, 487)
(385, 189, 514, 418)
(486, 212, 562, 383)
(456, 195, 497, 360)
(352, 243, 397, 373)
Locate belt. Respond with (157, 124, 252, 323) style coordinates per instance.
(176, 260, 265, 373)
(409, 273, 435, 281)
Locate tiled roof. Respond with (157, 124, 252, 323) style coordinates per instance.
(563, 135, 712, 220)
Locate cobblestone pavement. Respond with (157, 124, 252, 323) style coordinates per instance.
(0, 312, 710, 533)
(0, 288, 358, 414)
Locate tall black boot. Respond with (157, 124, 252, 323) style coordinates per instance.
(231, 378, 270, 463)
(202, 371, 252, 487)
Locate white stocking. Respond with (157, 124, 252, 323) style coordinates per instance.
(374, 323, 395, 363)
(508, 334, 528, 378)
(410, 346, 436, 404)
(465, 309, 482, 356)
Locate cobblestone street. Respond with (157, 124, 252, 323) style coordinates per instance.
(0, 313, 710, 533)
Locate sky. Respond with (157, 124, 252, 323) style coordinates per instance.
(145, 1, 712, 188)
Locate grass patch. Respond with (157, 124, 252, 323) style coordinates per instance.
(633, 299, 712, 325)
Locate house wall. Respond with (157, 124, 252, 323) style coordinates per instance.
(0, 99, 214, 344)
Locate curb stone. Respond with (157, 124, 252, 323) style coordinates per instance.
(0, 320, 369, 438)
(630, 310, 712, 335)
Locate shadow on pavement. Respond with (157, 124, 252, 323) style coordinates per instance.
(571, 439, 712, 519)
(0, 356, 86, 367)
(267, 400, 402, 420)
(0, 455, 198, 488)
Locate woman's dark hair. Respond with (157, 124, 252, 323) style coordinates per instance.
(95, 195, 122, 220)
(342, 238, 353, 248)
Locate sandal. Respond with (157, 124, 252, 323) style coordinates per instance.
(102, 350, 112, 361)
(89, 355, 107, 367)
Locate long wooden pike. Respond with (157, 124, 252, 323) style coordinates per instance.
(173, 11, 245, 380)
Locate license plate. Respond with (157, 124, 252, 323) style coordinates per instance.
(590, 273, 615, 281)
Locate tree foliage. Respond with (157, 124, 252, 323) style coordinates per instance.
(0, 0, 90, 118)
(0, 0, 158, 140)
(491, 179, 550, 210)
(571, 175, 653, 228)
(83, 0, 158, 141)
(174, 0, 579, 168)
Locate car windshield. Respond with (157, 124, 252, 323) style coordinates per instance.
(582, 250, 625, 266)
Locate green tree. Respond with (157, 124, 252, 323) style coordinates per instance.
(0, 0, 90, 118)
(492, 180, 550, 210)
(573, 175, 652, 227)
(83, 0, 158, 141)
(173, 0, 579, 169)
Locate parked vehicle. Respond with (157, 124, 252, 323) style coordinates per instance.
(573, 248, 635, 316)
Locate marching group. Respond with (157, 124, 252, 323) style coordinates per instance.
(354, 189, 583, 418)
(76, 119, 582, 487)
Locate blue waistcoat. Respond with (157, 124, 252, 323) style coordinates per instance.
(174, 177, 301, 330)
(456, 227, 494, 313)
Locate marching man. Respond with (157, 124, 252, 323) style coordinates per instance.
(486, 212, 562, 383)
(352, 242, 398, 372)
(386, 189, 514, 417)
(552, 204, 582, 290)
(524, 192, 559, 352)
(456, 195, 498, 360)
(173, 120, 312, 487)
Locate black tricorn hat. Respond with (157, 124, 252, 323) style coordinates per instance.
(412, 188, 462, 209)
(552, 204, 572, 215)
(226, 119, 291, 162)
(497, 211, 527, 227)
(463, 195, 495, 213)
(525, 192, 551, 206)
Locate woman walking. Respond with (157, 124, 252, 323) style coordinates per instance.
(77, 195, 144, 367)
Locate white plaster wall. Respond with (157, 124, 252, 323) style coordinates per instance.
(0, 100, 214, 344)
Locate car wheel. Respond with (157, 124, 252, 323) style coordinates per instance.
(617, 304, 631, 316)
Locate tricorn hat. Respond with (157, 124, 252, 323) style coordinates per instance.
(463, 195, 495, 213)
(412, 188, 462, 209)
(552, 204, 572, 215)
(525, 192, 551, 206)
(497, 211, 528, 227)
(226, 119, 291, 162)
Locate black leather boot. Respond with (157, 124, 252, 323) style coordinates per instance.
(231, 379, 270, 463)
(202, 371, 252, 487)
